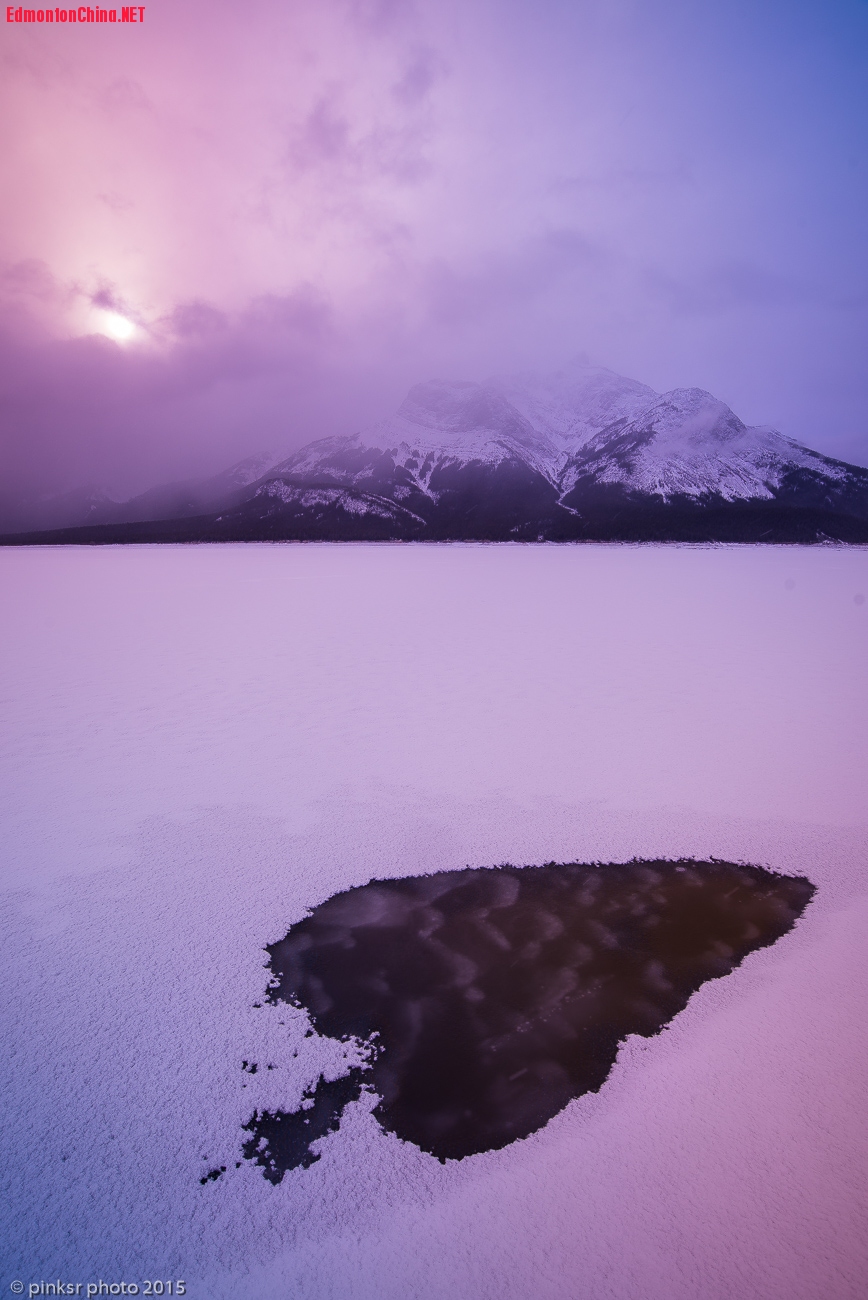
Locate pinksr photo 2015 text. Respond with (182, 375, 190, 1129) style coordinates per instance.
(6, 5, 144, 20)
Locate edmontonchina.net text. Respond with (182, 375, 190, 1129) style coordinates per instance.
(6, 5, 144, 20)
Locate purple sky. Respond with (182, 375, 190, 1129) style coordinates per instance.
(1, 0, 867, 498)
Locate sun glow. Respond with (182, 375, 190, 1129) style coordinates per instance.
(96, 311, 138, 343)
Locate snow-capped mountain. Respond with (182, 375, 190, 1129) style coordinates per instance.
(268, 364, 657, 487)
(4, 362, 868, 544)
(557, 385, 863, 504)
(218, 366, 868, 540)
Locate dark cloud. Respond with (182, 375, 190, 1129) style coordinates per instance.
(1, 259, 60, 304)
(392, 45, 447, 106)
(98, 78, 154, 116)
(422, 230, 609, 329)
(292, 96, 352, 168)
(341, 0, 418, 36)
(642, 261, 827, 315)
(0, 288, 392, 503)
(287, 86, 434, 184)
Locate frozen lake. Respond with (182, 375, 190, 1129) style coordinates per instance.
(2, 542, 867, 1299)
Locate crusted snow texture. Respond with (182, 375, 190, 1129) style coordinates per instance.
(3, 543, 868, 1300)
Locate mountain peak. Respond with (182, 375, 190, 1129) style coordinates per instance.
(396, 380, 536, 441)
(634, 388, 747, 443)
(487, 364, 658, 448)
(5, 361, 868, 544)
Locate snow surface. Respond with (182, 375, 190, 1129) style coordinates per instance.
(2, 542, 867, 1300)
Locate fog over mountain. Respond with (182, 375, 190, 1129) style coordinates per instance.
(7, 361, 868, 543)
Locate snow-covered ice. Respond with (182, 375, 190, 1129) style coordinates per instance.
(1, 542, 867, 1299)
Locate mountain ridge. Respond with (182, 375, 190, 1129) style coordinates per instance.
(4, 362, 868, 544)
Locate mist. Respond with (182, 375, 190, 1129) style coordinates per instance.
(2, 0, 867, 501)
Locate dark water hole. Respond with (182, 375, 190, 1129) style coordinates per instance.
(243, 859, 814, 1179)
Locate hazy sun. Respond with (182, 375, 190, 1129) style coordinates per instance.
(97, 311, 138, 342)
